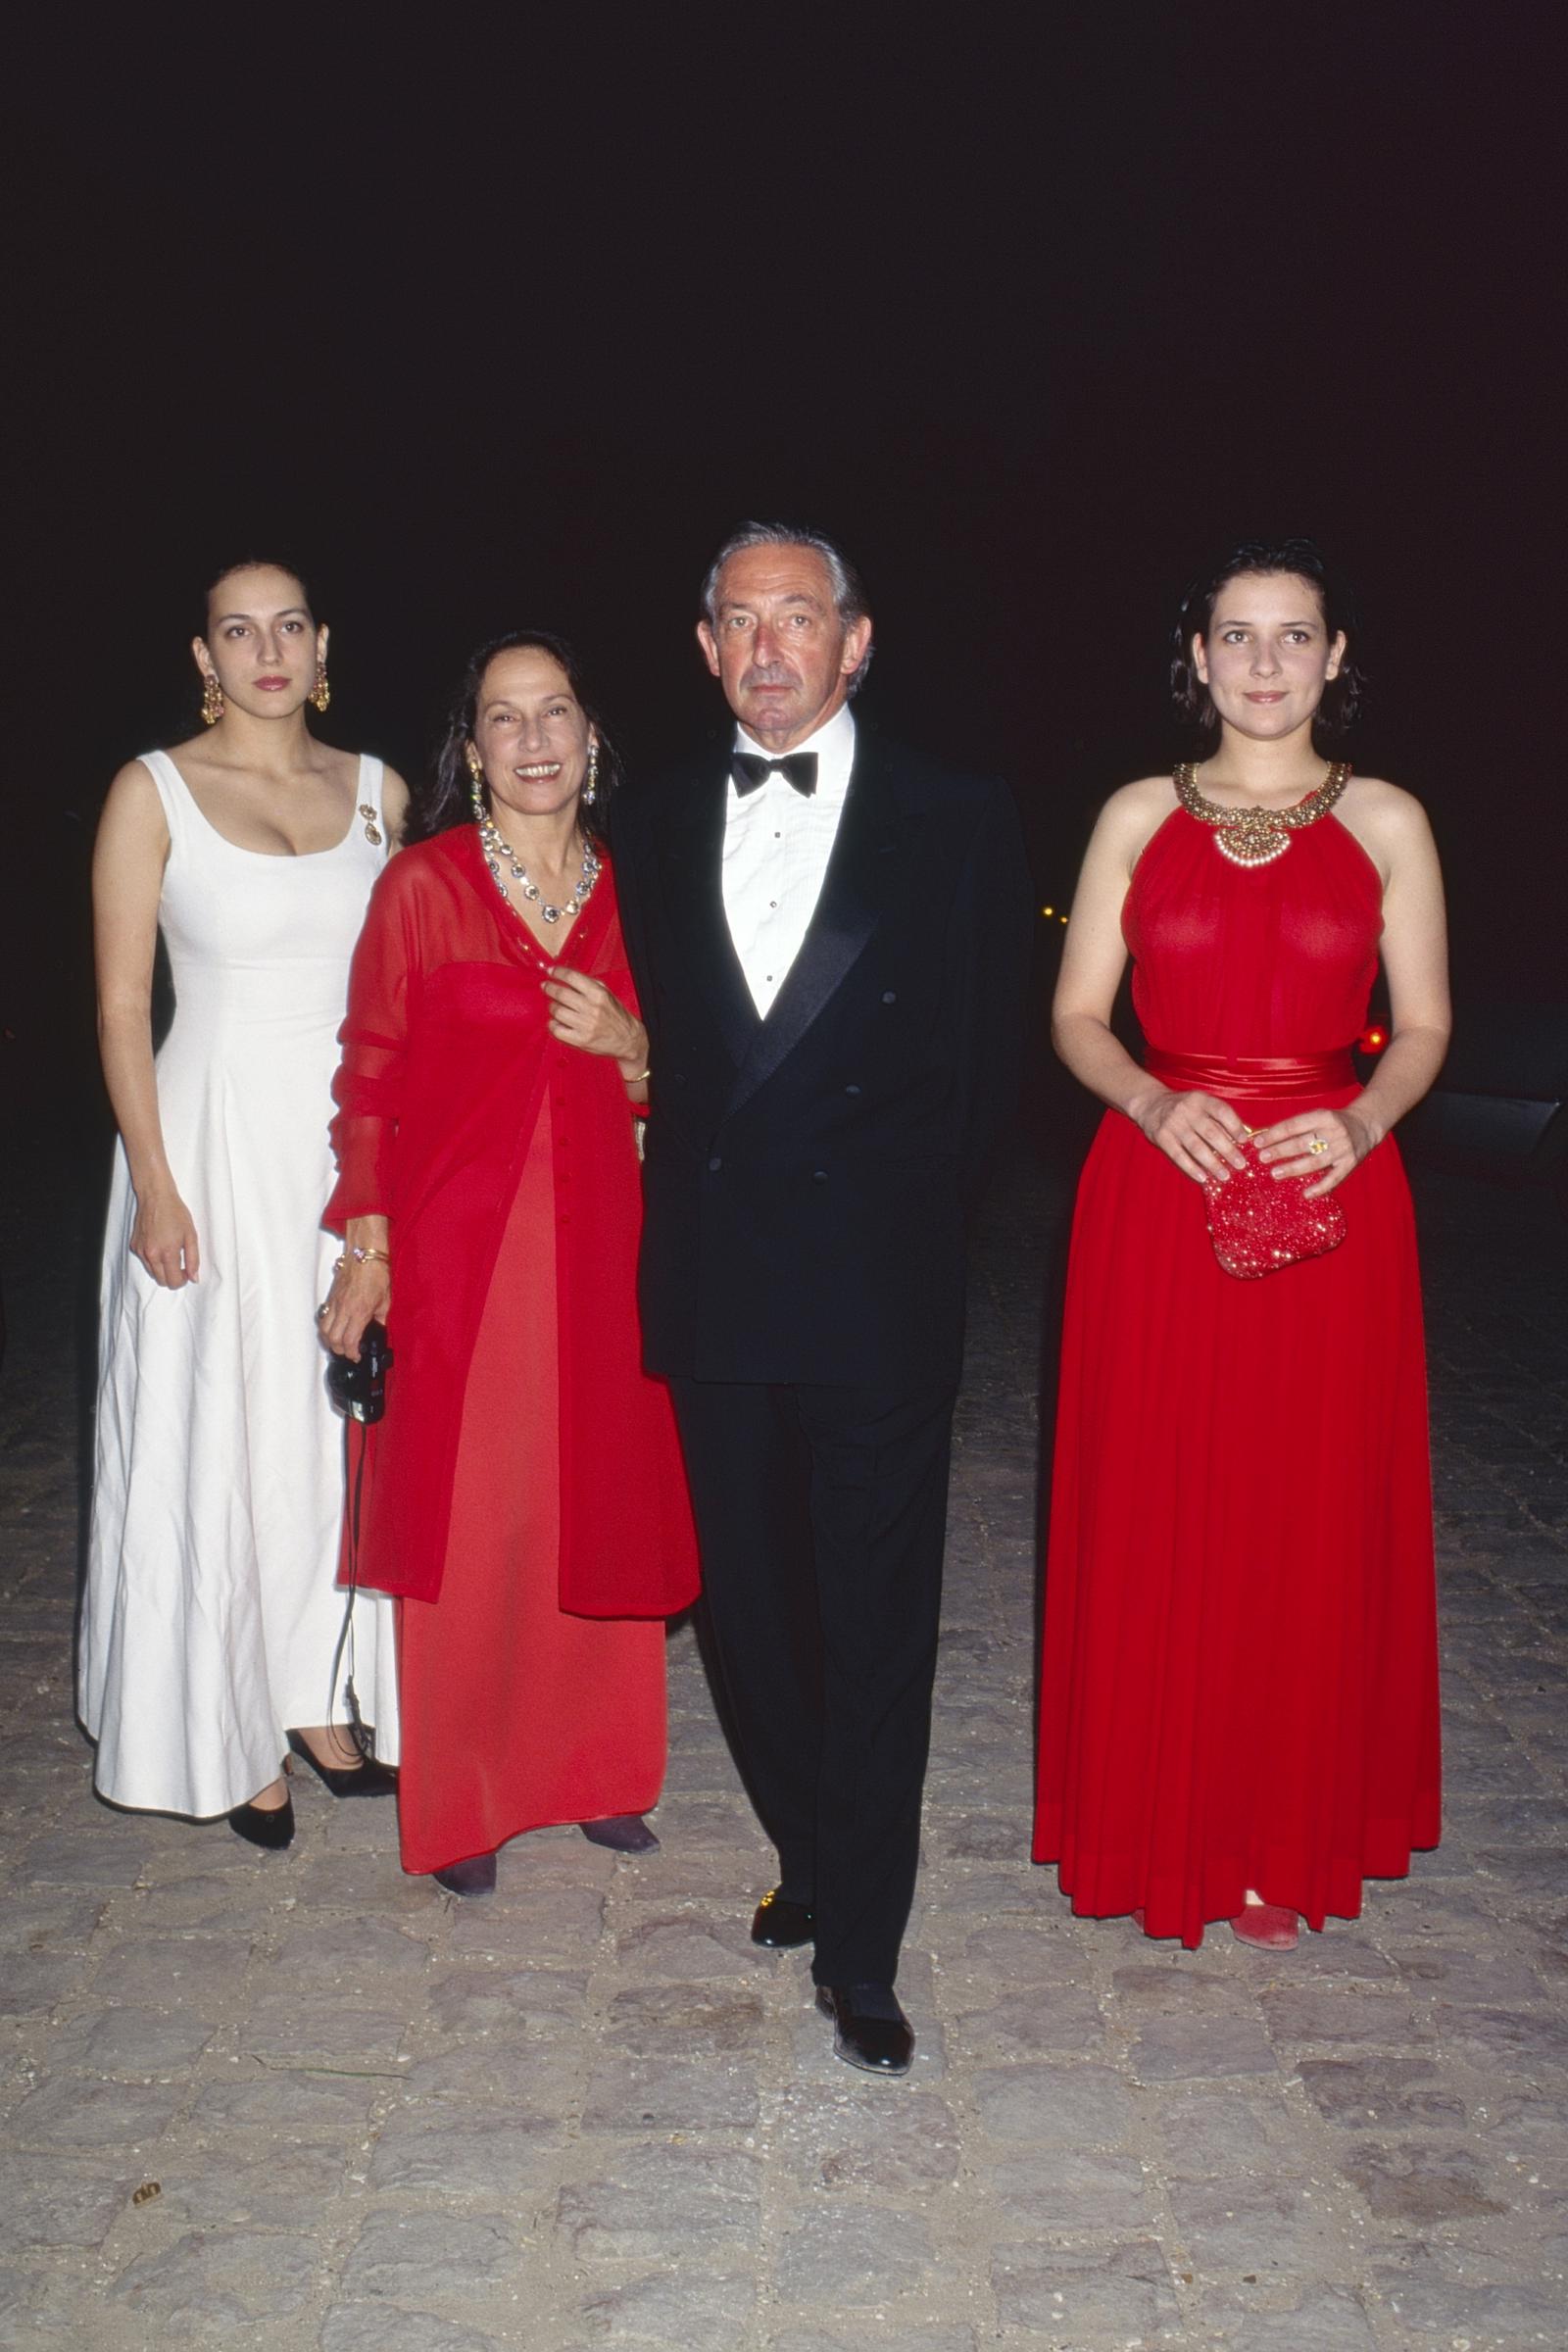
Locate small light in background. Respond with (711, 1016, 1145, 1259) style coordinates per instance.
(1041, 906, 1054, 918)
(1359, 1025, 1388, 1054)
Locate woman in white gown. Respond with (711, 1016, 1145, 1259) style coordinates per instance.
(80, 560, 406, 1847)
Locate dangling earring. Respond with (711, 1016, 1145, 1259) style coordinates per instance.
(309, 660, 331, 714)
(582, 741, 599, 806)
(201, 673, 224, 727)
(466, 745, 486, 820)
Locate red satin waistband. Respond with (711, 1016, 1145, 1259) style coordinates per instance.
(1144, 1048, 1356, 1101)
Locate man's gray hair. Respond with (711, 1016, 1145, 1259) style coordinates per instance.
(700, 521, 874, 694)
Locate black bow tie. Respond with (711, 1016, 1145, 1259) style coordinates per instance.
(732, 751, 818, 798)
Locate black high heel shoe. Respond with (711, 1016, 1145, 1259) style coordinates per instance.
(228, 1793, 296, 1850)
(285, 1730, 398, 1797)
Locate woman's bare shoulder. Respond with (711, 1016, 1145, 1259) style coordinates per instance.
(1089, 773, 1179, 866)
(101, 755, 169, 825)
(1341, 774, 1433, 839)
(1101, 772, 1177, 826)
(106, 753, 161, 794)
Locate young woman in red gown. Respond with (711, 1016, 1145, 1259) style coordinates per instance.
(318, 633, 699, 1894)
(1033, 542, 1450, 1950)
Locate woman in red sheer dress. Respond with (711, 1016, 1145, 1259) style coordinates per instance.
(1034, 542, 1449, 1949)
(318, 632, 699, 1895)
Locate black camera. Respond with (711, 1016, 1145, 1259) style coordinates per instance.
(326, 1321, 393, 1424)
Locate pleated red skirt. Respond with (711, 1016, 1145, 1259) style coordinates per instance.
(1033, 1074, 1442, 1946)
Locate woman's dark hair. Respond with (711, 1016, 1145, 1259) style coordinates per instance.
(199, 558, 315, 636)
(1171, 538, 1365, 739)
(408, 629, 620, 848)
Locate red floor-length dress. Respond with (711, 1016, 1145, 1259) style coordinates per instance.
(1033, 804, 1441, 1948)
(396, 1085, 670, 1873)
(326, 830, 699, 1879)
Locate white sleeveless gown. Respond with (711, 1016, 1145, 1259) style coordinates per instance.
(79, 751, 401, 1815)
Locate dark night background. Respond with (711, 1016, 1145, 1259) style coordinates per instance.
(3, 4, 1561, 1181)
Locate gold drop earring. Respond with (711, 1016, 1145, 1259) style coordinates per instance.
(201, 673, 224, 727)
(309, 659, 331, 713)
(466, 745, 486, 820)
(582, 741, 599, 806)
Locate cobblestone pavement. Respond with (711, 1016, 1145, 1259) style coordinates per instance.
(1, 1139, 1565, 2350)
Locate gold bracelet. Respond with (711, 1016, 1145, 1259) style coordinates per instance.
(624, 1066, 652, 1085)
(332, 1246, 392, 1274)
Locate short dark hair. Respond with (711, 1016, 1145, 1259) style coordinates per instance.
(1170, 538, 1365, 738)
(700, 520, 874, 694)
(408, 629, 619, 848)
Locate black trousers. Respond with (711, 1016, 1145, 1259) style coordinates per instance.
(668, 1373, 957, 1987)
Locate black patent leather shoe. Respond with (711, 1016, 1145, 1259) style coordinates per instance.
(227, 1793, 296, 1851)
(286, 1730, 398, 1796)
(751, 1888, 815, 1948)
(816, 1983, 914, 2076)
(432, 1852, 497, 1897)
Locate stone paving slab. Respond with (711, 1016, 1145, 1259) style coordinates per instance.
(1, 1146, 1565, 2346)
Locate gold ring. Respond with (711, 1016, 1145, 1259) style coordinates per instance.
(1308, 1137, 1329, 1155)
(316, 1303, 330, 1319)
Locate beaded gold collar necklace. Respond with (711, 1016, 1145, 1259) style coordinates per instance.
(1174, 761, 1351, 867)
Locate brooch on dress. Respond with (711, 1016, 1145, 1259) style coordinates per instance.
(359, 803, 383, 846)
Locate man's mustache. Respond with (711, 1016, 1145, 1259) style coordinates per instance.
(741, 663, 793, 691)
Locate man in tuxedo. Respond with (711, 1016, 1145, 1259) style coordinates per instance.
(613, 523, 1031, 2074)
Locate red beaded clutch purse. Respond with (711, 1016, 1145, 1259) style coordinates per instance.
(1203, 1133, 1347, 1279)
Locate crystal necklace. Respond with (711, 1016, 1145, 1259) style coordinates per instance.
(1174, 761, 1351, 867)
(473, 795, 602, 925)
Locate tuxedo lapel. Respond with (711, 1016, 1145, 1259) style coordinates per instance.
(726, 739, 909, 1114)
(659, 754, 759, 1071)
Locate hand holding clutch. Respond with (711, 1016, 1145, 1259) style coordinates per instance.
(1204, 1133, 1348, 1279)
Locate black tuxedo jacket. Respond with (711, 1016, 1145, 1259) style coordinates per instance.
(613, 722, 1033, 1387)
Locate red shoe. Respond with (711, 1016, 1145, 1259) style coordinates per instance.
(1229, 1900, 1298, 1950)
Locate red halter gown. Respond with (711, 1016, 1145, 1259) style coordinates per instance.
(1033, 804, 1441, 1947)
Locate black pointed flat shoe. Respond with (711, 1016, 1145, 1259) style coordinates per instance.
(816, 1983, 914, 2076)
(228, 1793, 296, 1851)
(751, 1888, 815, 1948)
(580, 1814, 660, 1853)
(432, 1852, 497, 1896)
(285, 1730, 398, 1796)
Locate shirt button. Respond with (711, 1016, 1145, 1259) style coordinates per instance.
(708, 1155, 722, 1172)
(812, 1169, 829, 1184)
(845, 1084, 861, 1096)
(881, 990, 897, 1004)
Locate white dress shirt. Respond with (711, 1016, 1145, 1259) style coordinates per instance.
(721, 703, 857, 1017)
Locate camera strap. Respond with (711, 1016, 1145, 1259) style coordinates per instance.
(326, 1416, 375, 1760)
